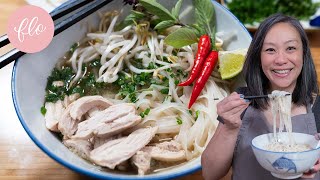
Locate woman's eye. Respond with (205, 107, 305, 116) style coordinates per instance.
(287, 46, 296, 51)
(265, 48, 275, 52)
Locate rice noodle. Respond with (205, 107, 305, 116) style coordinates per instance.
(265, 90, 311, 152)
(269, 91, 292, 142)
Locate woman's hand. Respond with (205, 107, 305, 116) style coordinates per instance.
(301, 160, 320, 178)
(216, 92, 250, 130)
(302, 133, 320, 178)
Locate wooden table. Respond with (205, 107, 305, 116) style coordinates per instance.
(0, 1, 319, 180)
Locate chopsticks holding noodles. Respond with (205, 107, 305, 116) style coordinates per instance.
(213, 93, 290, 101)
(0, 0, 114, 69)
(242, 93, 291, 99)
(215, 93, 291, 124)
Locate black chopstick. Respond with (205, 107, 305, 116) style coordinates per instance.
(0, 35, 9, 48)
(215, 93, 290, 124)
(0, 0, 94, 49)
(54, 0, 114, 36)
(213, 93, 290, 100)
(50, 0, 94, 21)
(243, 95, 270, 99)
(244, 93, 290, 99)
(0, 0, 114, 69)
(0, 49, 24, 69)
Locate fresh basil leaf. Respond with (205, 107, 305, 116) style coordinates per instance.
(139, 0, 176, 21)
(115, 10, 145, 30)
(154, 20, 175, 31)
(164, 27, 198, 48)
(172, 0, 184, 19)
(130, 10, 146, 19)
(193, 0, 216, 44)
(150, 18, 162, 28)
(189, 24, 206, 37)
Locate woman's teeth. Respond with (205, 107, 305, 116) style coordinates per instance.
(273, 69, 290, 74)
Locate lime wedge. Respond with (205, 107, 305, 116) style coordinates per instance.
(219, 48, 247, 80)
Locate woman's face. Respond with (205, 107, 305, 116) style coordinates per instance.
(261, 22, 303, 93)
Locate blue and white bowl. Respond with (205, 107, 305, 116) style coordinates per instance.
(252, 133, 320, 179)
(12, 0, 251, 179)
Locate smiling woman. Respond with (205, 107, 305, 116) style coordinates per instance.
(201, 13, 320, 180)
(260, 22, 304, 92)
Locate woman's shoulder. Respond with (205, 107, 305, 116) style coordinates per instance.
(312, 94, 320, 133)
(312, 94, 320, 110)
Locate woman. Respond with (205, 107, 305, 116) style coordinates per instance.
(201, 13, 320, 180)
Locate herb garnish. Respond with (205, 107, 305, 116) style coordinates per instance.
(139, 108, 151, 118)
(40, 106, 47, 116)
(44, 64, 108, 103)
(163, 0, 216, 48)
(176, 117, 183, 125)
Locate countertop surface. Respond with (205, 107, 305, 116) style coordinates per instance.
(0, 1, 320, 180)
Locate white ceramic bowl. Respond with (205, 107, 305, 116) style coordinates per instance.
(252, 133, 320, 179)
(12, 0, 251, 179)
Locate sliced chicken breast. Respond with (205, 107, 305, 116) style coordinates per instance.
(69, 96, 113, 120)
(94, 113, 142, 138)
(72, 103, 136, 139)
(150, 140, 186, 162)
(58, 104, 78, 138)
(63, 139, 93, 160)
(131, 148, 152, 175)
(90, 126, 158, 169)
(44, 100, 64, 132)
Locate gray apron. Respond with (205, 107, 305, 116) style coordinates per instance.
(232, 104, 319, 180)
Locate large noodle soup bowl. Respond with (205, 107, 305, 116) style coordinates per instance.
(252, 132, 320, 179)
(12, 0, 251, 179)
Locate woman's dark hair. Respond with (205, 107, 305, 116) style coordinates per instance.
(242, 13, 318, 109)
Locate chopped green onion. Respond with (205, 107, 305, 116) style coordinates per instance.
(41, 106, 47, 116)
(174, 79, 179, 86)
(144, 108, 151, 115)
(160, 88, 169, 94)
(70, 42, 79, 53)
(140, 108, 151, 118)
(176, 117, 183, 125)
(139, 112, 145, 118)
(195, 110, 200, 120)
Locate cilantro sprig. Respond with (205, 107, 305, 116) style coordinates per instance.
(44, 61, 108, 103)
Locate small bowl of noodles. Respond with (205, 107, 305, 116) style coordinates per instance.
(12, 0, 251, 179)
(252, 132, 320, 179)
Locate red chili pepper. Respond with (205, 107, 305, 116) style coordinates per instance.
(178, 35, 211, 86)
(188, 50, 219, 109)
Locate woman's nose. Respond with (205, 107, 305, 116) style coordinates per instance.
(274, 51, 288, 65)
